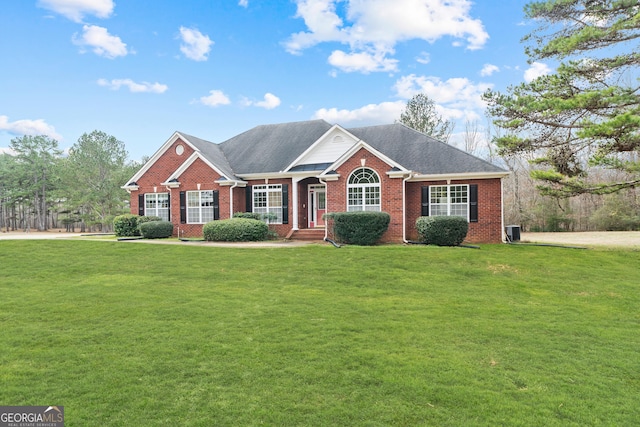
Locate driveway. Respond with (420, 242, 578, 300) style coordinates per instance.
(520, 231, 640, 248)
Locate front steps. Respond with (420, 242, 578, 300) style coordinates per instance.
(286, 228, 326, 241)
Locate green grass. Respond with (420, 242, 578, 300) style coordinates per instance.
(1, 241, 639, 426)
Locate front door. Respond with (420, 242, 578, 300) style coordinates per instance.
(308, 185, 326, 228)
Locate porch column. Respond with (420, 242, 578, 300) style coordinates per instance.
(291, 176, 302, 230)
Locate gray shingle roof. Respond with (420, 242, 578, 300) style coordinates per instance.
(178, 132, 238, 180)
(346, 123, 507, 175)
(179, 120, 506, 179)
(220, 120, 333, 174)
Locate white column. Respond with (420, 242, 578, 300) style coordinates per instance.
(291, 176, 301, 230)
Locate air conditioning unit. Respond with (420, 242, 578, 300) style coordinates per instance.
(505, 225, 521, 242)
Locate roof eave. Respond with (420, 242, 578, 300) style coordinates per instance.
(409, 171, 511, 182)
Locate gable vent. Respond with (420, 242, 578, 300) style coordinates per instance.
(332, 135, 344, 143)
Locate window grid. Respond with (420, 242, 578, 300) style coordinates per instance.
(145, 193, 169, 221)
(187, 190, 214, 224)
(253, 184, 283, 224)
(347, 168, 381, 212)
(430, 185, 468, 219)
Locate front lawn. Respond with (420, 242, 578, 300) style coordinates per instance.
(1, 241, 638, 425)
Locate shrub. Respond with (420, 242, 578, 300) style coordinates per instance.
(113, 214, 140, 237)
(416, 216, 468, 246)
(233, 212, 262, 220)
(137, 215, 162, 234)
(203, 218, 269, 242)
(139, 220, 174, 239)
(324, 211, 390, 246)
(137, 215, 162, 226)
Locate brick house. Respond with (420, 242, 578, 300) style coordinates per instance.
(123, 120, 510, 243)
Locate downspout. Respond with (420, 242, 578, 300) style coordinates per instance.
(318, 177, 329, 241)
(318, 177, 341, 247)
(164, 185, 175, 236)
(402, 172, 413, 243)
(229, 181, 239, 218)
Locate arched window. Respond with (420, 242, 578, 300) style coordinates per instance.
(347, 167, 381, 211)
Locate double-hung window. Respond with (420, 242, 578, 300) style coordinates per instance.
(187, 190, 214, 224)
(347, 167, 381, 211)
(430, 185, 469, 219)
(253, 184, 283, 223)
(145, 193, 169, 221)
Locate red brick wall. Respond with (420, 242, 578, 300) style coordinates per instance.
(322, 148, 504, 244)
(130, 138, 227, 238)
(244, 178, 293, 237)
(131, 140, 504, 243)
(326, 148, 403, 242)
(406, 178, 504, 243)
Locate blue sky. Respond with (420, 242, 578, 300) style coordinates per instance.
(0, 0, 549, 161)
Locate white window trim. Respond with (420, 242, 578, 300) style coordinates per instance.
(430, 184, 469, 220)
(347, 167, 381, 212)
(144, 193, 169, 221)
(253, 184, 283, 224)
(186, 190, 215, 224)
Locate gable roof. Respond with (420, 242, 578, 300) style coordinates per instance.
(219, 120, 334, 174)
(178, 132, 238, 180)
(347, 123, 506, 175)
(126, 120, 507, 187)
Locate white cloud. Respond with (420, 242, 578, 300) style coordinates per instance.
(394, 74, 491, 110)
(72, 25, 129, 58)
(199, 90, 231, 107)
(480, 63, 499, 76)
(524, 61, 552, 82)
(285, 0, 488, 73)
(238, 0, 248, 7)
(38, 0, 114, 22)
(313, 101, 405, 125)
(285, 0, 347, 54)
(416, 52, 430, 65)
(0, 115, 62, 141)
(244, 93, 281, 109)
(179, 27, 213, 61)
(313, 71, 493, 127)
(328, 48, 398, 73)
(97, 78, 168, 93)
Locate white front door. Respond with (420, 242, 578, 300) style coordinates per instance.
(308, 185, 326, 228)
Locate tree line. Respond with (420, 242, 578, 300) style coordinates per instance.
(4, 1, 639, 234)
(485, 0, 640, 231)
(0, 131, 141, 233)
(400, 0, 640, 232)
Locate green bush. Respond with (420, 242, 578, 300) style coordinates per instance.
(137, 215, 162, 234)
(137, 215, 162, 226)
(324, 211, 390, 245)
(416, 216, 468, 246)
(139, 221, 174, 239)
(203, 218, 269, 242)
(233, 212, 262, 220)
(113, 214, 140, 237)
